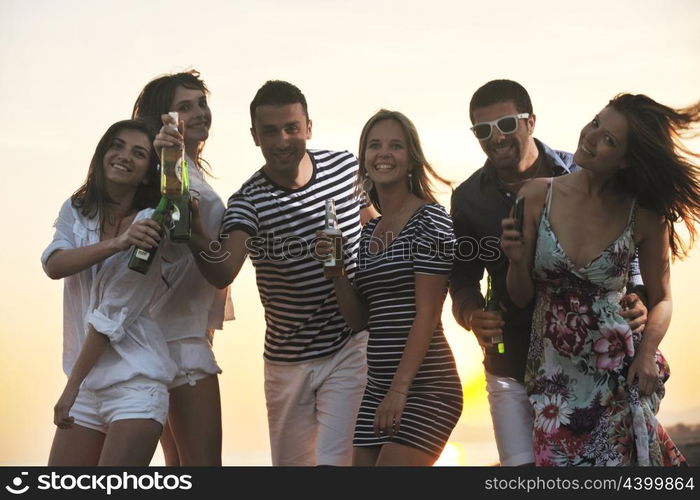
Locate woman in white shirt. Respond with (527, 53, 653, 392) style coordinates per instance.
(43, 119, 182, 465)
(132, 70, 232, 466)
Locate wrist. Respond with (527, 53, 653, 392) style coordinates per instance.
(106, 237, 124, 254)
(388, 388, 408, 397)
(390, 381, 410, 394)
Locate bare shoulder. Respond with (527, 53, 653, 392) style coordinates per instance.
(519, 177, 550, 205)
(634, 206, 666, 244)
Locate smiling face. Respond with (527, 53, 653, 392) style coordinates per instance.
(363, 118, 412, 189)
(251, 102, 312, 174)
(574, 106, 629, 175)
(171, 85, 212, 145)
(102, 128, 153, 188)
(471, 100, 536, 171)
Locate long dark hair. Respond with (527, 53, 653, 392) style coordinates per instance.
(356, 109, 452, 212)
(71, 119, 160, 226)
(610, 93, 700, 259)
(132, 69, 211, 172)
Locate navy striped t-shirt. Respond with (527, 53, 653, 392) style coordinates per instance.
(222, 149, 364, 362)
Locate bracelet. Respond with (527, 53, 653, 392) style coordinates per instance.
(388, 388, 408, 397)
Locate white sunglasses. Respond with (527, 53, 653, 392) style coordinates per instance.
(471, 113, 530, 140)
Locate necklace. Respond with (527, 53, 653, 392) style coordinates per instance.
(102, 211, 129, 239)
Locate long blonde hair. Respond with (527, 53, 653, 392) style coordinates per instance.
(356, 109, 452, 212)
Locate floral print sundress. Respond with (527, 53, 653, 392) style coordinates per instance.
(525, 179, 686, 466)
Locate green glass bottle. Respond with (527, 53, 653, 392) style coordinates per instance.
(160, 112, 183, 197)
(484, 274, 505, 354)
(128, 195, 170, 274)
(169, 157, 191, 242)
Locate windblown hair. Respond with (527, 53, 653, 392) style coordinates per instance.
(610, 93, 700, 259)
(71, 119, 160, 227)
(249, 80, 309, 125)
(469, 79, 533, 123)
(356, 109, 452, 212)
(132, 69, 211, 171)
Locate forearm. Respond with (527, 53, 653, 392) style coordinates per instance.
(506, 262, 534, 308)
(332, 276, 368, 331)
(390, 313, 439, 393)
(636, 299, 672, 356)
(451, 286, 484, 331)
(45, 241, 120, 279)
(65, 326, 110, 388)
(188, 230, 241, 289)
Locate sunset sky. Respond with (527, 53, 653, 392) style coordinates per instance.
(1, 0, 698, 465)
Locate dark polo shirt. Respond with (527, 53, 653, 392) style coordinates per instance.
(449, 139, 577, 381)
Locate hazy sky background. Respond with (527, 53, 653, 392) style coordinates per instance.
(1, 0, 698, 465)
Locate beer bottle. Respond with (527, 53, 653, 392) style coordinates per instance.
(128, 195, 170, 274)
(169, 156, 191, 242)
(484, 274, 505, 354)
(322, 199, 344, 279)
(160, 111, 183, 197)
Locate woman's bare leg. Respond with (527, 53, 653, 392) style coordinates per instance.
(167, 374, 222, 465)
(159, 419, 181, 466)
(98, 419, 162, 466)
(48, 425, 105, 466)
(352, 445, 381, 466)
(376, 442, 435, 466)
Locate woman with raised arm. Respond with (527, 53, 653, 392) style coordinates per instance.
(43, 119, 182, 465)
(319, 110, 462, 466)
(501, 94, 698, 466)
(132, 70, 233, 466)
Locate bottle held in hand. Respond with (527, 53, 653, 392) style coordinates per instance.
(484, 274, 505, 354)
(161, 111, 184, 197)
(128, 195, 170, 274)
(323, 199, 344, 279)
(169, 156, 191, 242)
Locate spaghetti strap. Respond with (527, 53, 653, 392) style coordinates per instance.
(627, 198, 637, 225)
(544, 177, 554, 216)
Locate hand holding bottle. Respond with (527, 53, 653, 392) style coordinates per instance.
(470, 309, 505, 349)
(315, 230, 347, 272)
(317, 199, 345, 279)
(154, 113, 183, 150)
(113, 219, 162, 252)
(188, 195, 208, 242)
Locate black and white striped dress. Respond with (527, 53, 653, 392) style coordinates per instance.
(353, 203, 463, 458)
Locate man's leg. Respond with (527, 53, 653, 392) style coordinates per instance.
(485, 371, 534, 466)
(315, 331, 368, 466)
(264, 359, 317, 466)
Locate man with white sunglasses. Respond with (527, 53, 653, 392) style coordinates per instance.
(449, 79, 648, 466)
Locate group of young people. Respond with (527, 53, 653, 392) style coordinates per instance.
(42, 72, 699, 467)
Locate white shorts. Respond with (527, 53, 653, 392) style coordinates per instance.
(264, 331, 368, 466)
(70, 376, 169, 433)
(167, 337, 222, 390)
(485, 371, 534, 466)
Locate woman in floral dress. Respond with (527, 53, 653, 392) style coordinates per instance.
(501, 94, 699, 466)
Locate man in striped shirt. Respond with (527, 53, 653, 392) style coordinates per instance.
(187, 80, 376, 465)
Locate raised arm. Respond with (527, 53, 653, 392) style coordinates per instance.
(45, 219, 162, 279)
(502, 180, 546, 308)
(187, 198, 249, 289)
